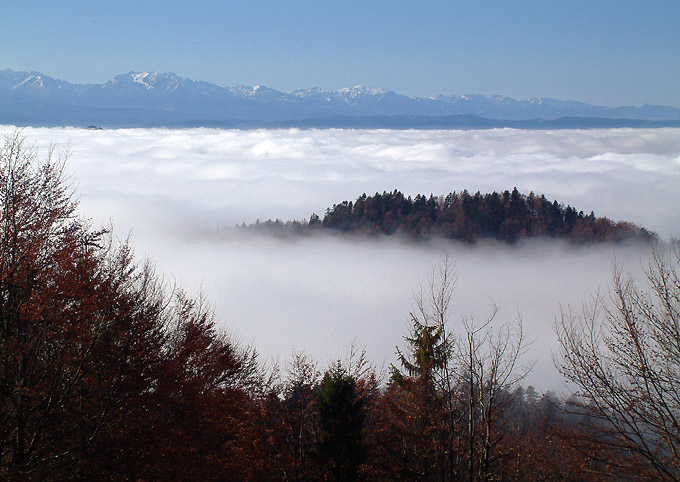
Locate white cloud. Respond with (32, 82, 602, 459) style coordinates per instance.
(13, 126, 677, 232)
(4, 125, 678, 391)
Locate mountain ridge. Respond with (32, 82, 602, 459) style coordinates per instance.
(2, 69, 679, 128)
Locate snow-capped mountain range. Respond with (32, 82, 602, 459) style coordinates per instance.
(1, 69, 679, 128)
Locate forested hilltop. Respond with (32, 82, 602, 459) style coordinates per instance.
(247, 188, 656, 243)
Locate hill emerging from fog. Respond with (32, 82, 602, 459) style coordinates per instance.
(244, 189, 657, 244)
(2, 69, 680, 129)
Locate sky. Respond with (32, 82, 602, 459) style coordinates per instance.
(6, 125, 679, 391)
(2, 0, 679, 107)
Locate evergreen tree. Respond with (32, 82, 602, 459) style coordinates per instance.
(317, 362, 365, 482)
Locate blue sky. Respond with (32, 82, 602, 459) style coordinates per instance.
(3, 0, 678, 106)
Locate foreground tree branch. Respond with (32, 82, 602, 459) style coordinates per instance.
(556, 242, 680, 481)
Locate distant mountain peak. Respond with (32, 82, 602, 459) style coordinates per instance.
(132, 72, 157, 89)
(14, 74, 44, 90)
(229, 84, 253, 96)
(229, 84, 279, 98)
(337, 85, 389, 97)
(1, 68, 679, 128)
(102, 71, 190, 94)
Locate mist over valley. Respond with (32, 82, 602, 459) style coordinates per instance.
(5, 125, 679, 391)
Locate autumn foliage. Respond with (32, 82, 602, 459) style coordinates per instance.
(0, 134, 265, 481)
(0, 133, 673, 481)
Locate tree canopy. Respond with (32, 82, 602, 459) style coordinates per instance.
(246, 188, 656, 243)
(0, 133, 264, 481)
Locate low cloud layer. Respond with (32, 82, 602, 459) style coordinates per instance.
(5, 126, 679, 391)
(147, 234, 654, 392)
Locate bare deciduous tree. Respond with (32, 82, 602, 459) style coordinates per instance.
(556, 243, 680, 481)
(457, 304, 532, 482)
(392, 252, 532, 482)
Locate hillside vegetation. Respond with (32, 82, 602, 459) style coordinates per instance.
(2, 133, 675, 482)
(248, 188, 656, 243)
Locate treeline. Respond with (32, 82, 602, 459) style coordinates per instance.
(2, 133, 676, 482)
(247, 188, 656, 243)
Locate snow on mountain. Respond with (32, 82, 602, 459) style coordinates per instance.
(104, 71, 187, 93)
(1, 70, 79, 94)
(229, 84, 291, 103)
(1, 68, 679, 127)
(336, 85, 388, 98)
(0, 69, 90, 104)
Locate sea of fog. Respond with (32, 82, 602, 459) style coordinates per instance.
(5, 126, 680, 392)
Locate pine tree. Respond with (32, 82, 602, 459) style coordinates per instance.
(317, 362, 365, 482)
